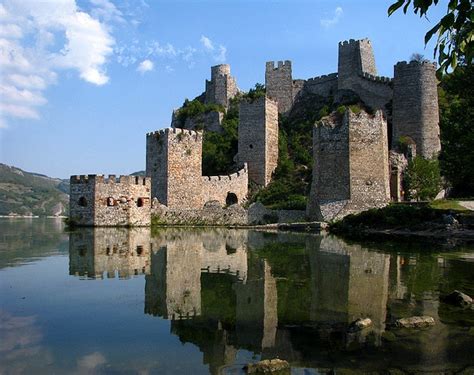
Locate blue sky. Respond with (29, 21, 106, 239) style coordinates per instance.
(0, 0, 448, 178)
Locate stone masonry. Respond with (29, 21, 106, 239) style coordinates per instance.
(392, 61, 441, 158)
(265, 60, 293, 114)
(146, 128, 248, 209)
(205, 64, 239, 108)
(307, 109, 390, 221)
(69, 175, 151, 227)
(238, 96, 279, 186)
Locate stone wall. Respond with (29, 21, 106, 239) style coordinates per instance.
(147, 127, 249, 210)
(70, 175, 151, 227)
(338, 38, 377, 90)
(171, 109, 224, 133)
(302, 73, 339, 98)
(146, 128, 203, 209)
(393, 61, 441, 158)
(201, 165, 248, 207)
(205, 64, 239, 108)
(307, 109, 390, 221)
(238, 96, 278, 186)
(265, 60, 293, 114)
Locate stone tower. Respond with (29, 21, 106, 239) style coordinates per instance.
(392, 61, 441, 158)
(238, 96, 279, 186)
(307, 109, 390, 221)
(265, 60, 293, 114)
(205, 64, 238, 108)
(146, 128, 203, 209)
(338, 38, 377, 90)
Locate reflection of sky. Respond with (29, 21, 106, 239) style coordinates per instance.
(0, 256, 216, 374)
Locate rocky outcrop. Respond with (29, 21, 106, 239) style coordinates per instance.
(442, 290, 473, 308)
(394, 316, 435, 328)
(246, 359, 290, 374)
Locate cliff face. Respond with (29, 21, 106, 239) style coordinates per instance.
(0, 163, 69, 216)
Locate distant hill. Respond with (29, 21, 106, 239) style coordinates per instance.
(0, 164, 69, 217)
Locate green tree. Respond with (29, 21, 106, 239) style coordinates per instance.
(388, 0, 473, 74)
(404, 156, 442, 201)
(438, 64, 474, 196)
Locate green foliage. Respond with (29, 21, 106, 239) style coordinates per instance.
(388, 0, 473, 75)
(403, 156, 442, 201)
(330, 203, 446, 232)
(438, 64, 474, 197)
(175, 98, 225, 127)
(241, 83, 266, 101)
(202, 101, 239, 176)
(429, 199, 469, 211)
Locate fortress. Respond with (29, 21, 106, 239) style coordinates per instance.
(70, 38, 441, 226)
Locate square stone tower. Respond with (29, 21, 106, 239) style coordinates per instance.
(146, 128, 203, 209)
(238, 96, 279, 186)
(307, 109, 390, 221)
(265, 60, 293, 114)
(338, 38, 377, 90)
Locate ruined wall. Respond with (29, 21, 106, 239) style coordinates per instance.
(201, 165, 248, 206)
(69, 227, 151, 279)
(393, 61, 441, 158)
(146, 128, 203, 209)
(205, 64, 239, 108)
(265, 60, 293, 114)
(238, 97, 278, 186)
(308, 109, 390, 221)
(70, 175, 151, 226)
(171, 109, 224, 133)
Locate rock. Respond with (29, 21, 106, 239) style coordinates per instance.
(203, 200, 222, 209)
(349, 318, 372, 331)
(395, 316, 435, 328)
(442, 290, 473, 308)
(245, 359, 290, 374)
(442, 214, 459, 226)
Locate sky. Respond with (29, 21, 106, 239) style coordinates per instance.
(0, 0, 449, 179)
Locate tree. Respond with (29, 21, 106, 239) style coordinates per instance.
(388, 0, 473, 75)
(438, 64, 474, 196)
(403, 156, 442, 201)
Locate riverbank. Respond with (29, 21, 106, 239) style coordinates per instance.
(329, 202, 474, 245)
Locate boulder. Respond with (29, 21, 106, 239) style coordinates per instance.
(395, 316, 435, 328)
(442, 290, 473, 308)
(246, 359, 290, 374)
(349, 318, 372, 331)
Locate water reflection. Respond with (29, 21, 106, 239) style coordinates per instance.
(66, 228, 474, 373)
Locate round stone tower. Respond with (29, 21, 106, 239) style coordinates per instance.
(392, 61, 441, 158)
(211, 64, 231, 80)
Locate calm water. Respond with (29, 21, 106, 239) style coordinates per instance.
(0, 219, 473, 374)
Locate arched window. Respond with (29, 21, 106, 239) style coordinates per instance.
(136, 245, 143, 256)
(107, 197, 115, 207)
(78, 197, 87, 207)
(137, 198, 144, 207)
(226, 192, 238, 206)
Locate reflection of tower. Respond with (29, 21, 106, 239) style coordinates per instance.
(309, 235, 390, 342)
(235, 259, 278, 350)
(69, 227, 151, 279)
(145, 239, 202, 320)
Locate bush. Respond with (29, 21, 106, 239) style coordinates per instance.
(403, 156, 442, 201)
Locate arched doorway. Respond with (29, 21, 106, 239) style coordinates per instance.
(226, 192, 238, 206)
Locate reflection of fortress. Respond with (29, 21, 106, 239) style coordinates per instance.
(68, 228, 468, 373)
(69, 228, 151, 279)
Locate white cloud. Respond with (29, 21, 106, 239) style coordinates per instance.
(199, 35, 227, 63)
(320, 6, 343, 29)
(0, 0, 117, 127)
(200, 35, 214, 51)
(137, 59, 154, 73)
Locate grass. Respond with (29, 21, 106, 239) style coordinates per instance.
(429, 199, 470, 212)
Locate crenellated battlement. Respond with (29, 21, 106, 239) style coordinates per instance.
(358, 72, 393, 84)
(339, 38, 371, 46)
(394, 60, 437, 71)
(306, 73, 338, 84)
(266, 60, 292, 71)
(70, 174, 150, 186)
(202, 164, 248, 182)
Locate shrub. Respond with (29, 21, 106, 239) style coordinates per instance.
(403, 156, 442, 201)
